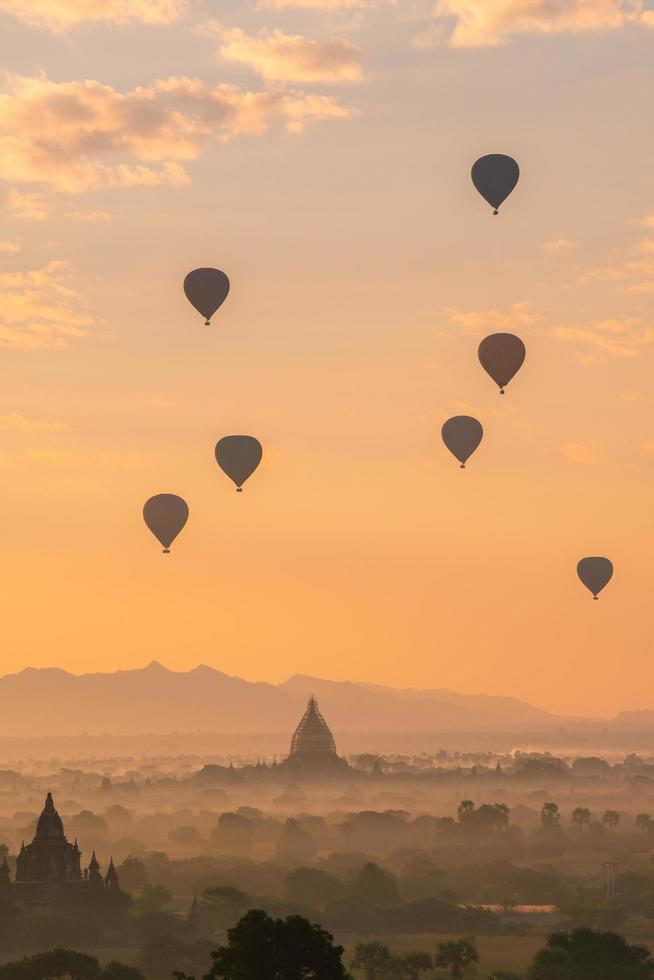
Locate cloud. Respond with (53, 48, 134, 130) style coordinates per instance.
(0, 447, 144, 468)
(434, 0, 652, 48)
(0, 0, 186, 30)
(65, 209, 113, 222)
(0, 239, 21, 252)
(562, 442, 605, 465)
(3, 187, 48, 220)
(0, 413, 68, 432)
(578, 235, 654, 292)
(215, 25, 363, 83)
(0, 260, 97, 350)
(258, 0, 371, 8)
(446, 301, 543, 333)
(540, 239, 579, 253)
(0, 72, 355, 193)
(554, 316, 654, 361)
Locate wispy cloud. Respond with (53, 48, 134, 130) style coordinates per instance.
(0, 73, 355, 193)
(0, 239, 21, 253)
(541, 239, 579, 253)
(0, 260, 97, 350)
(258, 0, 372, 8)
(0, 448, 145, 468)
(3, 187, 48, 220)
(562, 442, 605, 465)
(578, 235, 654, 292)
(0, 0, 186, 30)
(0, 413, 69, 433)
(554, 316, 654, 362)
(214, 25, 363, 83)
(446, 301, 542, 334)
(434, 0, 653, 48)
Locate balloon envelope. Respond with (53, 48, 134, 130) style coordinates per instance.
(215, 435, 263, 490)
(471, 154, 520, 213)
(577, 557, 613, 599)
(183, 268, 230, 324)
(478, 333, 526, 393)
(143, 494, 189, 553)
(442, 416, 483, 468)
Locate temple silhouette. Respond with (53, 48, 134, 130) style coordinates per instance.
(280, 695, 349, 775)
(197, 695, 350, 783)
(0, 792, 120, 902)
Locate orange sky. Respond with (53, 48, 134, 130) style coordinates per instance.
(1, 0, 654, 717)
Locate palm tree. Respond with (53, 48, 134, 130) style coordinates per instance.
(571, 807, 591, 832)
(636, 813, 651, 833)
(603, 810, 620, 834)
(434, 937, 479, 979)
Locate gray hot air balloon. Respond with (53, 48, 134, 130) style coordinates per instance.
(577, 557, 613, 600)
(183, 268, 230, 325)
(143, 494, 189, 553)
(478, 333, 526, 394)
(215, 435, 263, 492)
(442, 416, 483, 468)
(471, 154, 520, 214)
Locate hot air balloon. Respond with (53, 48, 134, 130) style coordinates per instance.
(471, 154, 520, 214)
(442, 416, 483, 468)
(183, 268, 230, 325)
(577, 557, 613, 600)
(478, 333, 526, 394)
(143, 494, 189, 553)
(215, 435, 263, 492)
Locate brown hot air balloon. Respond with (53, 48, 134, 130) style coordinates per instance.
(441, 416, 483, 468)
(478, 333, 526, 394)
(143, 494, 189, 553)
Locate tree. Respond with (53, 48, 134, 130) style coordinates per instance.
(276, 818, 316, 862)
(117, 856, 147, 893)
(100, 964, 146, 980)
(133, 884, 173, 915)
(434, 938, 479, 979)
(571, 808, 591, 832)
(490, 974, 522, 980)
(395, 951, 432, 979)
(204, 909, 352, 979)
(603, 810, 620, 834)
(284, 867, 345, 910)
(457, 801, 476, 826)
(527, 928, 654, 979)
(348, 863, 400, 907)
(636, 814, 651, 833)
(351, 942, 394, 980)
(540, 803, 560, 828)
(0, 948, 100, 979)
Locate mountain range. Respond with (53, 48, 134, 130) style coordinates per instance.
(0, 661, 596, 737)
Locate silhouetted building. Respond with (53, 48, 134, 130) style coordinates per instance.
(280, 696, 349, 776)
(3, 793, 121, 903)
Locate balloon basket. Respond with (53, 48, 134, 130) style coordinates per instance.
(163, 549, 170, 554)
(236, 488, 243, 493)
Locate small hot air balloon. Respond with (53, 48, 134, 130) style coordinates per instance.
(471, 154, 520, 214)
(577, 557, 613, 600)
(143, 494, 189, 553)
(183, 268, 230, 325)
(442, 416, 483, 468)
(215, 435, 263, 492)
(478, 333, 526, 394)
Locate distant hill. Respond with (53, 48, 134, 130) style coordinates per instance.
(0, 662, 578, 737)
